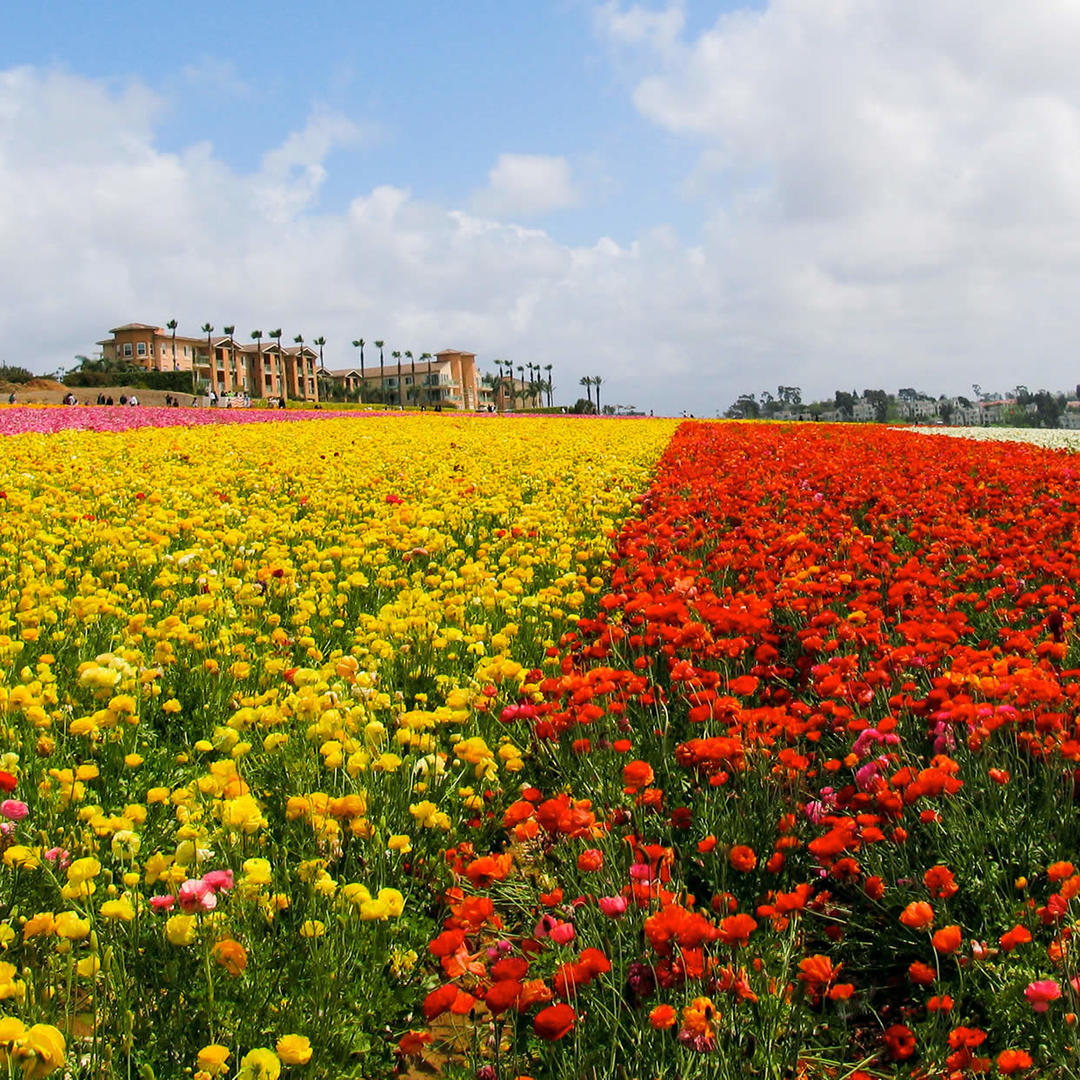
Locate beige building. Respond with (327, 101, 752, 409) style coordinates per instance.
(321, 349, 479, 409)
(97, 324, 319, 402)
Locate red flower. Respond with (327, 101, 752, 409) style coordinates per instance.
(0, 771, 15, 793)
(649, 1004, 677, 1029)
(997, 1049, 1034, 1074)
(882, 1023, 916, 1061)
(932, 925, 962, 954)
(899, 901, 934, 930)
(729, 845, 757, 873)
(533, 1003, 576, 1041)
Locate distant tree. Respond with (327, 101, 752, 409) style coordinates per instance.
(939, 400, 954, 424)
(580, 376, 593, 409)
(725, 393, 760, 420)
(834, 390, 856, 419)
(594, 376, 603, 413)
(864, 389, 889, 423)
(166, 319, 178, 371)
(777, 385, 802, 407)
(570, 397, 595, 415)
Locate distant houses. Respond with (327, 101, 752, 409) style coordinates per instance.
(98, 323, 319, 402)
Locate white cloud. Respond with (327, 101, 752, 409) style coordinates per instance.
(12, 0, 1080, 420)
(592, 0, 1080, 399)
(471, 153, 581, 218)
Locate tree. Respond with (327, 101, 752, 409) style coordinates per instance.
(580, 376, 593, 409)
(352, 338, 365, 403)
(594, 376, 603, 414)
(419, 352, 432, 405)
(375, 340, 385, 404)
(544, 363, 553, 407)
(725, 393, 760, 419)
(864, 389, 889, 423)
(392, 351, 403, 407)
(834, 390, 856, 419)
(166, 319, 178, 372)
(269, 329, 285, 400)
(938, 399, 954, 424)
(251, 329, 264, 398)
(223, 325, 236, 391)
(201, 323, 214, 394)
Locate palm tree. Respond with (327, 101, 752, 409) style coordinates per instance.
(517, 365, 526, 409)
(580, 375, 592, 410)
(419, 351, 432, 405)
(391, 351, 403, 407)
(594, 376, 603, 414)
(312, 337, 325, 402)
(352, 338, 366, 403)
(269, 329, 285, 400)
(200, 323, 214, 394)
(250, 329, 264, 398)
(293, 332, 305, 398)
(405, 350, 415, 407)
(375, 340, 385, 404)
(166, 319, 178, 372)
(223, 325, 236, 392)
(544, 363, 553, 407)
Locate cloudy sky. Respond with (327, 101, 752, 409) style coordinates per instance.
(4, 1, 1080, 415)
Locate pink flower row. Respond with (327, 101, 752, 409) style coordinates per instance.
(0, 405, 395, 436)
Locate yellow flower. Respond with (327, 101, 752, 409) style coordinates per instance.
(21, 912, 55, 940)
(124, 753, 144, 768)
(275, 1034, 312, 1065)
(220, 793, 267, 833)
(53, 912, 90, 940)
(100, 897, 135, 921)
(196, 1044, 231, 1076)
(165, 914, 198, 946)
(299, 920, 325, 938)
(387, 834, 412, 853)
(5, 1022, 65, 1078)
(238, 1047, 281, 1080)
(76, 955, 100, 978)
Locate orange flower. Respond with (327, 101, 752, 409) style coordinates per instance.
(716, 913, 758, 947)
(211, 938, 247, 976)
(996, 1049, 1034, 1074)
(649, 1004, 677, 1030)
(900, 901, 934, 930)
(932, 925, 962, 954)
(729, 845, 757, 873)
(999, 924, 1033, 952)
(923, 865, 959, 899)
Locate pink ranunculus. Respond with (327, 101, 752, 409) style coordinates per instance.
(150, 894, 176, 911)
(629, 862, 652, 881)
(44, 847, 71, 869)
(178, 878, 217, 912)
(0, 800, 29, 821)
(201, 869, 234, 892)
(548, 921, 576, 946)
(1024, 979, 1062, 1012)
(598, 895, 628, 918)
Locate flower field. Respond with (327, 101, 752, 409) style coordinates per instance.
(4, 415, 1080, 1079)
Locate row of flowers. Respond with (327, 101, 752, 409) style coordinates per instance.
(411, 422, 1080, 1078)
(0, 415, 678, 1078)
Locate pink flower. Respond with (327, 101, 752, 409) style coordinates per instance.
(0, 800, 28, 821)
(598, 895, 628, 918)
(1024, 979, 1062, 1012)
(548, 921, 576, 946)
(629, 862, 652, 882)
(202, 869, 234, 892)
(150, 894, 176, 911)
(44, 847, 71, 869)
(178, 878, 217, 912)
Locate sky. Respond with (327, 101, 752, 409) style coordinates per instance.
(4, 0, 1080, 415)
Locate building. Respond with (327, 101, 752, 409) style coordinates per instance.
(97, 324, 319, 402)
(320, 349, 479, 410)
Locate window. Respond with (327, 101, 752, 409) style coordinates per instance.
(123, 343, 133, 357)
(184, 345, 189, 358)
(136, 342, 147, 357)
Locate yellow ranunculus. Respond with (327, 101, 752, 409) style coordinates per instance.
(196, 1044, 231, 1076)
(275, 1034, 312, 1065)
(165, 914, 198, 946)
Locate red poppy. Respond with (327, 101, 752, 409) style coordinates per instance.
(0, 771, 15, 793)
(533, 1003, 576, 1041)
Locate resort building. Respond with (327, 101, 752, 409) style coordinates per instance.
(97, 324, 319, 402)
(320, 349, 479, 410)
